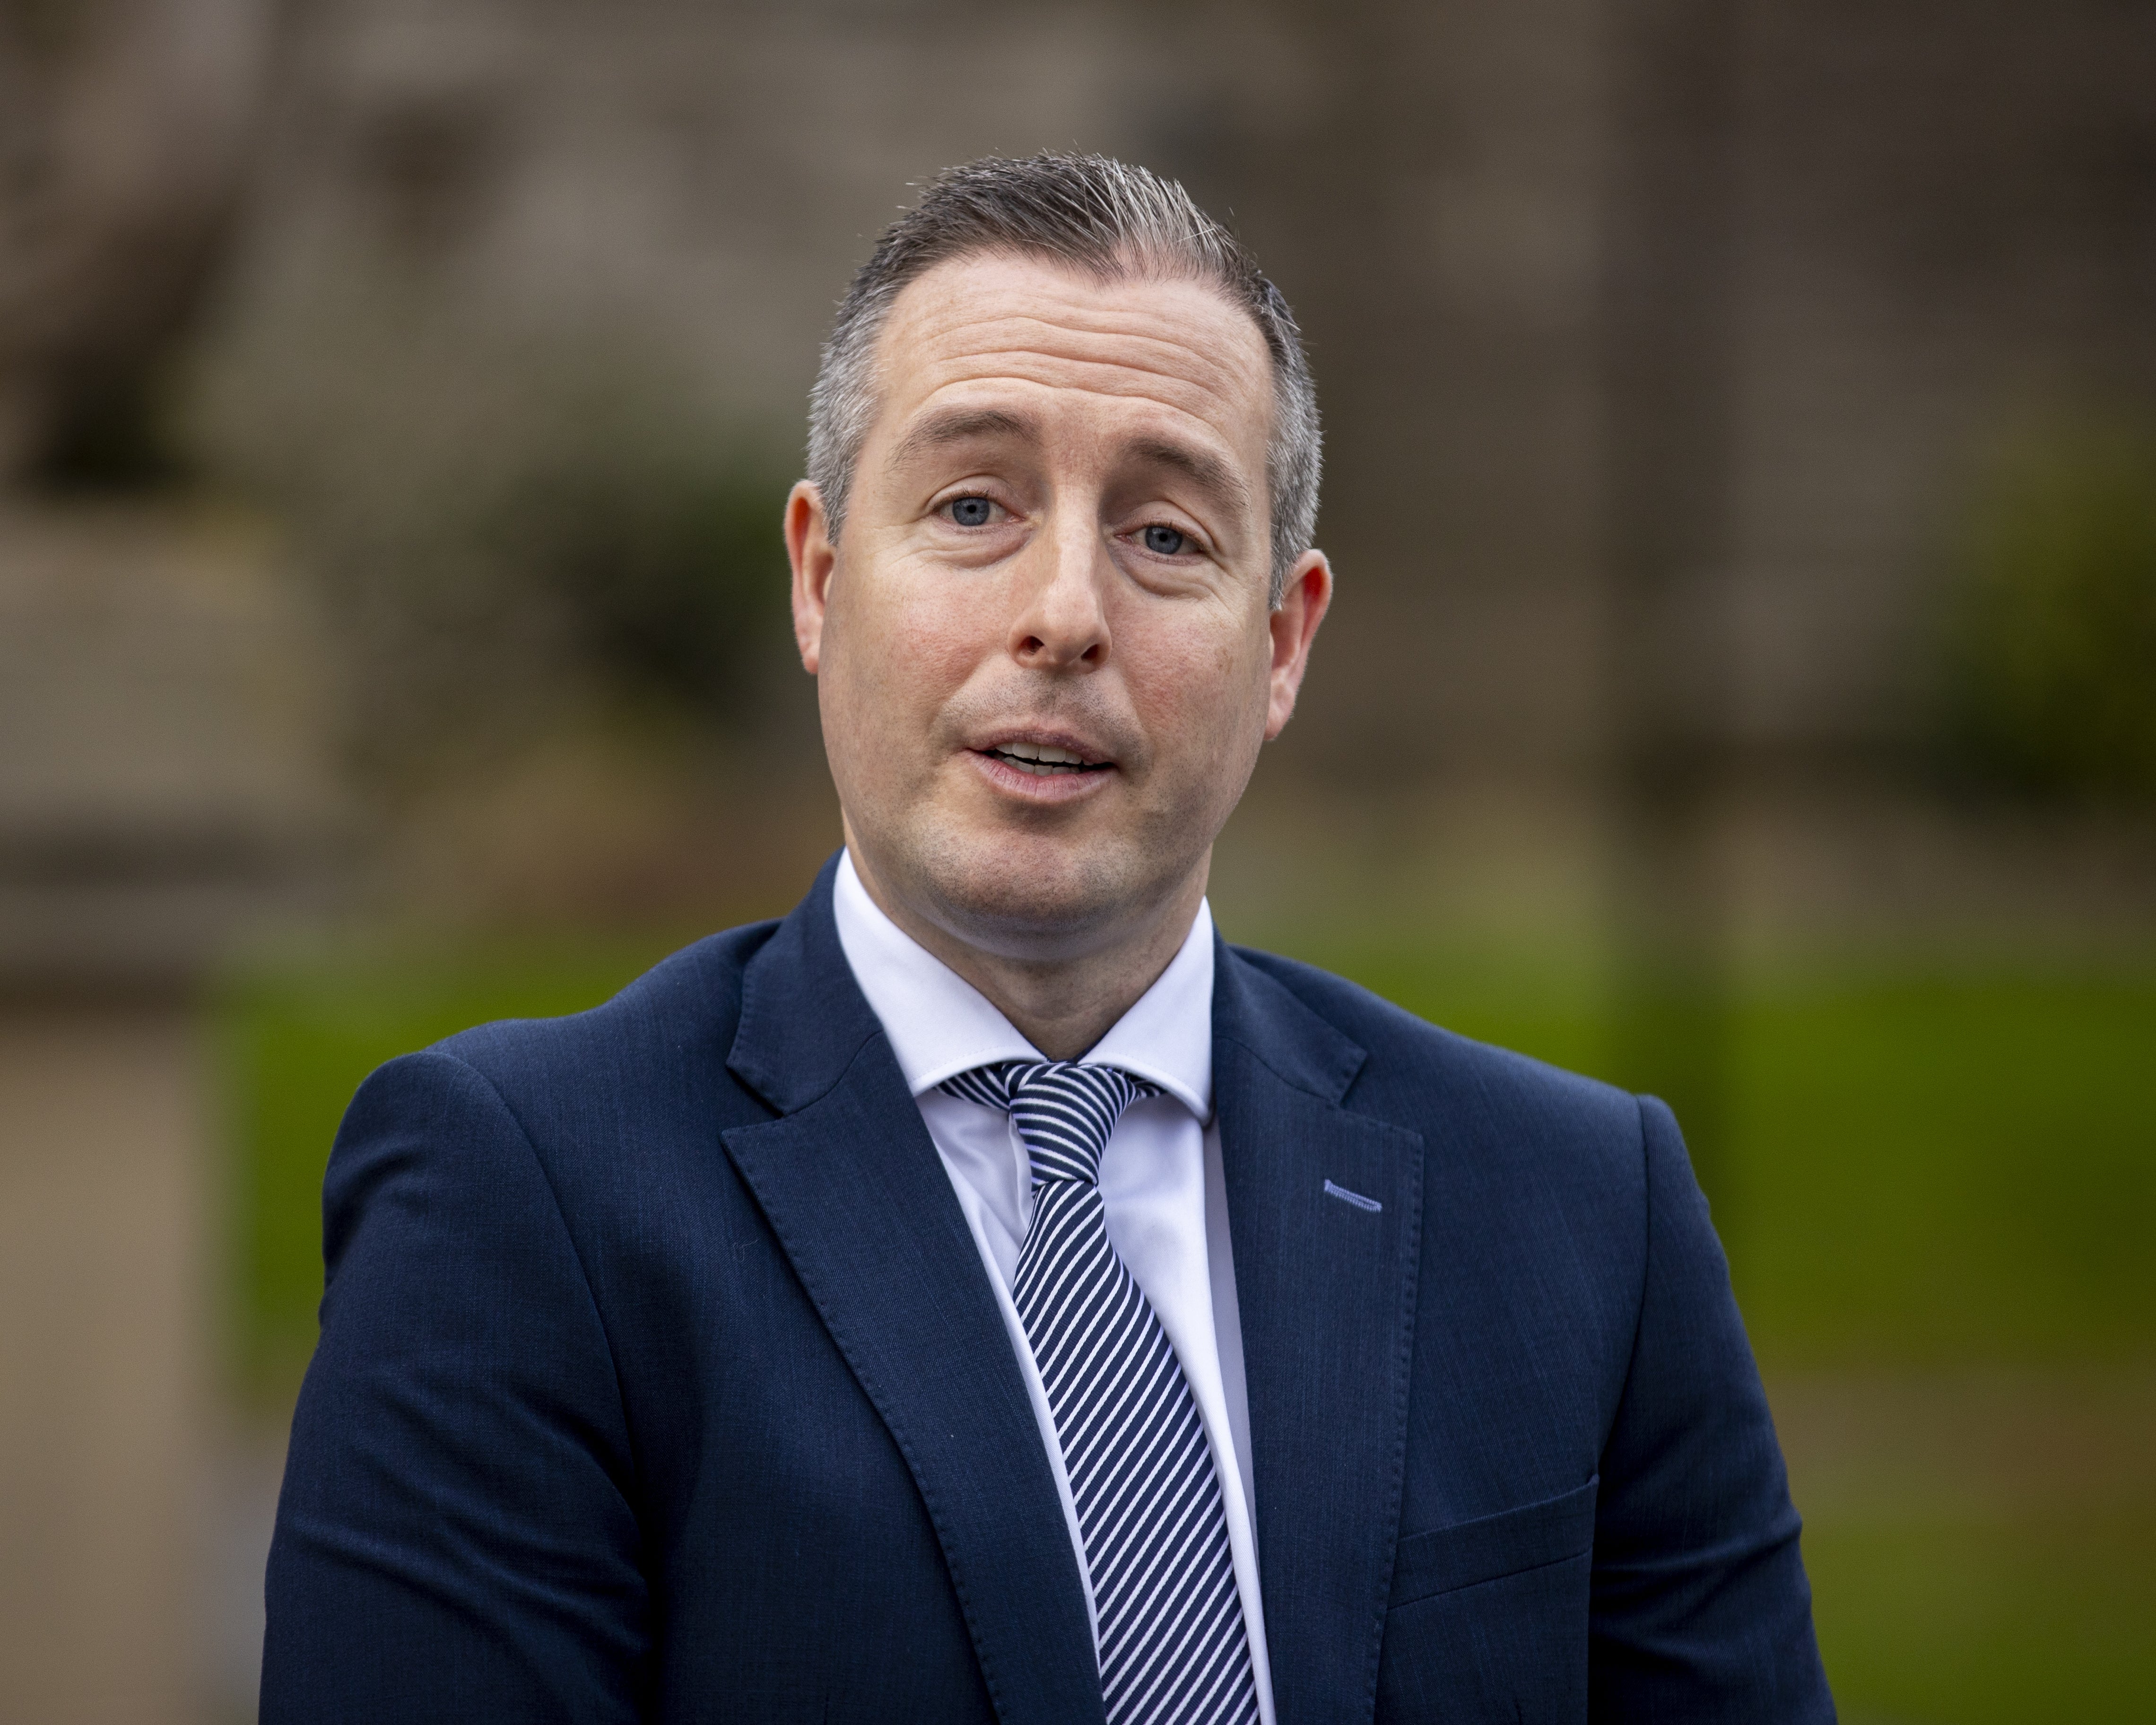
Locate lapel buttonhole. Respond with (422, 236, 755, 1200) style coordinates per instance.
(1322, 1178, 1383, 1213)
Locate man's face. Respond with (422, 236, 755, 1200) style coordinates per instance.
(788, 252, 1329, 963)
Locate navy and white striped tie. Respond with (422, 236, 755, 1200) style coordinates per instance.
(940, 1061, 1259, 1725)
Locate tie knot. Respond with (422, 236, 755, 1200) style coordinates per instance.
(939, 1060, 1157, 1187)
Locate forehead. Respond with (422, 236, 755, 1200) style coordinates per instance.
(867, 252, 1275, 474)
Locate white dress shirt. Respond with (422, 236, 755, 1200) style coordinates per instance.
(832, 852, 1274, 1723)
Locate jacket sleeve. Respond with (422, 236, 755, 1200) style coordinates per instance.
(262, 1049, 650, 1724)
(1588, 1095, 1835, 1720)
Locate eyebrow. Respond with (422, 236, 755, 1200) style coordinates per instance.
(887, 406, 1039, 470)
(1125, 435, 1252, 519)
(886, 405, 1255, 525)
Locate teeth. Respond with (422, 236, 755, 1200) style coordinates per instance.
(992, 740, 1097, 775)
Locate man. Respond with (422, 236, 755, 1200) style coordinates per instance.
(265, 155, 1832, 1723)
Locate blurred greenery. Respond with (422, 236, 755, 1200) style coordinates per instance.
(217, 931, 2156, 1722)
(206, 329, 802, 781)
(483, 414, 795, 725)
(1729, 971, 2156, 1366)
(1804, 1512, 2156, 1725)
(1940, 422, 2156, 802)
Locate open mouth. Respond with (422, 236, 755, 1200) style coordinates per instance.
(982, 741, 1112, 777)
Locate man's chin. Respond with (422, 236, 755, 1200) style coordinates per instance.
(908, 831, 1141, 960)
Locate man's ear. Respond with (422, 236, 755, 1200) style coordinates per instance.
(786, 481, 837, 674)
(1264, 549, 1333, 740)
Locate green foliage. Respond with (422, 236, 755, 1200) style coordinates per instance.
(202, 325, 802, 779)
(1729, 972, 2156, 1367)
(484, 412, 795, 723)
(1805, 1514, 2156, 1724)
(1941, 426, 2156, 801)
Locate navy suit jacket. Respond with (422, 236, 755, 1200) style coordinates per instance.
(264, 857, 1832, 1722)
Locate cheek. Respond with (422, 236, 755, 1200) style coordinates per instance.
(1127, 611, 1271, 758)
(827, 563, 992, 723)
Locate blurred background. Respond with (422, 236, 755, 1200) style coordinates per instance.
(2, 0, 2152, 1718)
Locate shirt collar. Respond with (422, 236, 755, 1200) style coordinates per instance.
(831, 849, 1215, 1122)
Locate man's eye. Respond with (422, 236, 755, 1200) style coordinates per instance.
(1142, 523, 1189, 556)
(948, 497, 995, 528)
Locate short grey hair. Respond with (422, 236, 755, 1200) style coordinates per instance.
(807, 153, 1321, 604)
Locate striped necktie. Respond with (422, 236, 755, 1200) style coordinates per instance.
(939, 1061, 1259, 1725)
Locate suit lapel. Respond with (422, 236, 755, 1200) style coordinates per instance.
(1214, 943, 1425, 1725)
(722, 862, 1102, 1725)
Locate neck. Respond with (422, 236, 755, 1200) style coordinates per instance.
(846, 844, 1208, 1061)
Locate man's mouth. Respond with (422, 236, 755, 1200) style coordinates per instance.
(981, 741, 1112, 777)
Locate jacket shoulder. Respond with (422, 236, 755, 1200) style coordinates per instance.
(428, 919, 782, 1122)
(1226, 944, 1643, 1153)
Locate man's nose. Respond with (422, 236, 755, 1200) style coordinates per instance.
(1008, 507, 1110, 672)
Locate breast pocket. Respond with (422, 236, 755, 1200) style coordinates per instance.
(1377, 1477, 1597, 1725)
